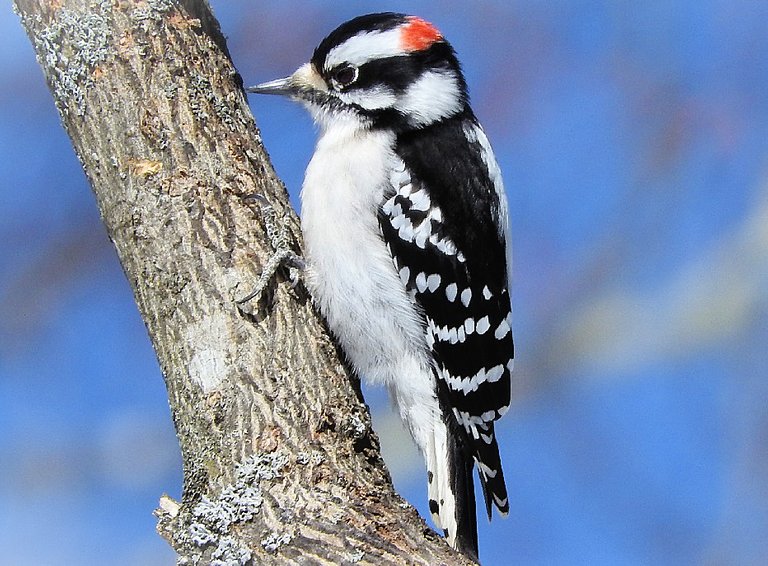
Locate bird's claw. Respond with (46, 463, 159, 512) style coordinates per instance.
(237, 193, 305, 305)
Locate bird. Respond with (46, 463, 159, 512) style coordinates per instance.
(247, 12, 513, 561)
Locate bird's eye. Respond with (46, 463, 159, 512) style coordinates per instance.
(332, 65, 358, 88)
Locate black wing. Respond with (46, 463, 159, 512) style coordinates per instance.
(380, 115, 513, 518)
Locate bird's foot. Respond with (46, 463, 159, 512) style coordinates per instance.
(237, 194, 305, 305)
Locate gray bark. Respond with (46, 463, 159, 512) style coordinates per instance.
(14, 1, 471, 564)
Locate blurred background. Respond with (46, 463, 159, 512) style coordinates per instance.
(2, 1, 767, 564)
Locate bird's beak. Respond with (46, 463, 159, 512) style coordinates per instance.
(246, 63, 328, 99)
(246, 76, 294, 96)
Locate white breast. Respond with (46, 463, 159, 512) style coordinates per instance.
(300, 124, 438, 446)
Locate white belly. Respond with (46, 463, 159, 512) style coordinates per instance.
(300, 125, 438, 446)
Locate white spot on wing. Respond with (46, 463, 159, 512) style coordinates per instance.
(476, 315, 491, 335)
(398, 182, 414, 197)
(412, 218, 433, 248)
(460, 287, 472, 307)
(434, 237, 456, 256)
(409, 189, 431, 211)
(442, 365, 502, 395)
(415, 272, 427, 293)
(390, 211, 406, 230)
(445, 283, 458, 302)
(486, 364, 504, 383)
(494, 317, 511, 340)
(414, 228, 428, 249)
(427, 273, 441, 292)
(398, 220, 416, 242)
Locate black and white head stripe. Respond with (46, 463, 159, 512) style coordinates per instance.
(311, 13, 407, 68)
(308, 12, 468, 126)
(379, 115, 513, 520)
(312, 12, 445, 72)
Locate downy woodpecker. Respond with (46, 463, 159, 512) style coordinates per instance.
(248, 12, 513, 560)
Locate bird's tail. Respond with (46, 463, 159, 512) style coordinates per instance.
(474, 421, 510, 519)
(427, 417, 479, 562)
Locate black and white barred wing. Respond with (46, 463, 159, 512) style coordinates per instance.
(379, 158, 513, 518)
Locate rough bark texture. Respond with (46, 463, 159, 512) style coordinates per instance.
(15, 1, 472, 564)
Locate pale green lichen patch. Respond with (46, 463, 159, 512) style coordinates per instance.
(345, 549, 366, 563)
(17, 0, 178, 116)
(187, 73, 237, 128)
(187, 452, 290, 564)
(260, 532, 293, 553)
(132, 0, 176, 25)
(296, 450, 325, 466)
(18, 1, 113, 115)
(210, 536, 252, 566)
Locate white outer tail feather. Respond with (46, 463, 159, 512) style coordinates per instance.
(427, 420, 458, 546)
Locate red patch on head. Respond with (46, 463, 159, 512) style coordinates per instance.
(400, 16, 443, 52)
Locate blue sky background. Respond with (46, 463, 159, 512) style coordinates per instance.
(2, 1, 767, 564)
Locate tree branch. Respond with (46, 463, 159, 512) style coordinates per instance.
(14, 1, 471, 564)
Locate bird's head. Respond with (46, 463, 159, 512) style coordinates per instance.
(248, 13, 469, 132)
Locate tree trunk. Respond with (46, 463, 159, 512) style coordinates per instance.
(14, 1, 471, 564)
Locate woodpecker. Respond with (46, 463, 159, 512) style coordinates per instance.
(248, 13, 513, 560)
